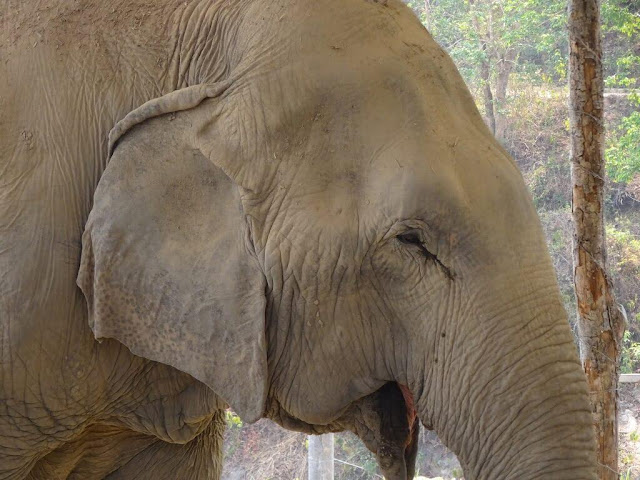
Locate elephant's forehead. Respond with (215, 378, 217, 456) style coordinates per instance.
(236, 0, 533, 252)
(269, 62, 510, 219)
(237, 0, 480, 127)
(272, 86, 531, 263)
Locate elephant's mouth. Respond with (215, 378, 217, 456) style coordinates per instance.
(372, 383, 420, 480)
(264, 382, 419, 480)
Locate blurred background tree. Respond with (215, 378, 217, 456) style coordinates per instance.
(407, 0, 569, 140)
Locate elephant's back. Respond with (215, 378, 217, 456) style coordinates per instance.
(1, 0, 187, 50)
(0, 42, 118, 300)
(0, 0, 181, 283)
(0, 3, 198, 473)
(0, 0, 180, 376)
(0, 33, 114, 473)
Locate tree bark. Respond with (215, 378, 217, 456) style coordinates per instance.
(568, 1, 625, 479)
(423, 0, 431, 30)
(469, 0, 496, 134)
(480, 54, 496, 135)
(494, 48, 516, 141)
(308, 434, 334, 480)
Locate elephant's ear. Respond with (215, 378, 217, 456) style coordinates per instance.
(77, 84, 267, 422)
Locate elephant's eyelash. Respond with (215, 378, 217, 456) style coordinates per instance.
(397, 233, 436, 260)
(396, 231, 422, 246)
(396, 232, 455, 280)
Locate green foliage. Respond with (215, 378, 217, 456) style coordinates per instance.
(607, 109, 640, 184)
(603, 0, 640, 35)
(608, 225, 640, 269)
(602, 0, 640, 88)
(530, 157, 571, 208)
(406, 0, 568, 88)
(607, 222, 640, 373)
(225, 410, 244, 429)
(601, 0, 640, 188)
(405, 0, 640, 94)
(621, 330, 640, 374)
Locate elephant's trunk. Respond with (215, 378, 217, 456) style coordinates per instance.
(414, 275, 597, 479)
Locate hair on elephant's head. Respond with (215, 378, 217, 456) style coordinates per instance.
(77, 0, 596, 478)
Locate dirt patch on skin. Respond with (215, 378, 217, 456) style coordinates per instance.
(1, 0, 180, 49)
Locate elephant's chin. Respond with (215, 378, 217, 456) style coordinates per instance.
(264, 383, 419, 480)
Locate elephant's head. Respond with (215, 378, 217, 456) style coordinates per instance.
(77, 0, 596, 478)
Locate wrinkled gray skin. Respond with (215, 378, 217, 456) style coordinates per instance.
(0, 0, 596, 478)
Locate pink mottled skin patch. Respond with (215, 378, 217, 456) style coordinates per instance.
(398, 384, 417, 446)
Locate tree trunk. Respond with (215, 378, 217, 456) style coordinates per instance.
(494, 48, 516, 141)
(423, 0, 431, 30)
(480, 55, 496, 135)
(469, 0, 496, 135)
(308, 434, 334, 480)
(568, 1, 625, 479)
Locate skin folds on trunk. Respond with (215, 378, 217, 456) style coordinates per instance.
(410, 274, 597, 479)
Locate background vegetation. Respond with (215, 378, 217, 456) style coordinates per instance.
(223, 0, 640, 477)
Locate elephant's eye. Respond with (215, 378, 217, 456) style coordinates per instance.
(396, 230, 455, 280)
(396, 231, 433, 259)
(396, 231, 423, 246)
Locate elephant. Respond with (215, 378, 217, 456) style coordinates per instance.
(0, 0, 597, 478)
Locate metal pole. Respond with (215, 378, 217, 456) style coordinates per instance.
(308, 434, 334, 480)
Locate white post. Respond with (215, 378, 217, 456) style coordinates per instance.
(308, 434, 334, 480)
